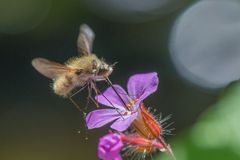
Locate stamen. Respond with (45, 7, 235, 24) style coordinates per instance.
(126, 99, 138, 109)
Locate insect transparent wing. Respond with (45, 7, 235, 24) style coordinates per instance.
(77, 24, 95, 55)
(32, 57, 70, 79)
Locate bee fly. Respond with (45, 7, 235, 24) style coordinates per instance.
(32, 24, 115, 110)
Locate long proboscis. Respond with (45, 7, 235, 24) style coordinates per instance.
(104, 76, 129, 111)
(92, 81, 124, 120)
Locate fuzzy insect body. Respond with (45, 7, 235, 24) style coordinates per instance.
(32, 24, 113, 98)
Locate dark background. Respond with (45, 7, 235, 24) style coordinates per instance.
(0, 0, 224, 159)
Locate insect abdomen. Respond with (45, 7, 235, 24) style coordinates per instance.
(53, 75, 75, 97)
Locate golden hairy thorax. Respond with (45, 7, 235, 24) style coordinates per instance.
(53, 54, 100, 97)
(66, 54, 99, 72)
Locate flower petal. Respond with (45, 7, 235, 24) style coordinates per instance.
(86, 109, 120, 129)
(127, 72, 159, 103)
(110, 112, 138, 132)
(95, 85, 130, 110)
(98, 133, 123, 160)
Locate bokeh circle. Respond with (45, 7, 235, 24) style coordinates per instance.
(170, 0, 240, 89)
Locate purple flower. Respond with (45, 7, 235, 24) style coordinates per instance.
(98, 133, 123, 160)
(98, 132, 167, 160)
(86, 72, 159, 132)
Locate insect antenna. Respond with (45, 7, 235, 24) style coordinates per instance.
(110, 61, 118, 68)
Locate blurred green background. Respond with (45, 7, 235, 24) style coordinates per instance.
(1, 0, 240, 160)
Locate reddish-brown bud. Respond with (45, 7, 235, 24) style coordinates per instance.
(121, 134, 165, 153)
(132, 103, 161, 139)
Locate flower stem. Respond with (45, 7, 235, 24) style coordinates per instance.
(157, 136, 176, 160)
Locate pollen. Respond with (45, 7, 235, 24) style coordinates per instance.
(127, 99, 138, 109)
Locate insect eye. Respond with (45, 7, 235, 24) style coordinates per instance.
(97, 68, 108, 75)
(75, 69, 82, 75)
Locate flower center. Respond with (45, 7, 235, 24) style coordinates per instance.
(126, 99, 138, 110)
(122, 110, 137, 116)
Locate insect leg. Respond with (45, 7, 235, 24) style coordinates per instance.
(68, 93, 89, 141)
(92, 80, 124, 120)
(68, 96, 82, 112)
(84, 81, 100, 109)
(70, 83, 87, 98)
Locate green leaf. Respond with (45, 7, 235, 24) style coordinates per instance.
(155, 82, 240, 160)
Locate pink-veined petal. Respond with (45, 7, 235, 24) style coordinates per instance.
(95, 85, 130, 110)
(127, 72, 159, 103)
(110, 112, 138, 132)
(86, 109, 121, 129)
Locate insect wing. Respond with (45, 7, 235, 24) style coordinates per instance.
(77, 24, 95, 55)
(32, 57, 70, 79)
